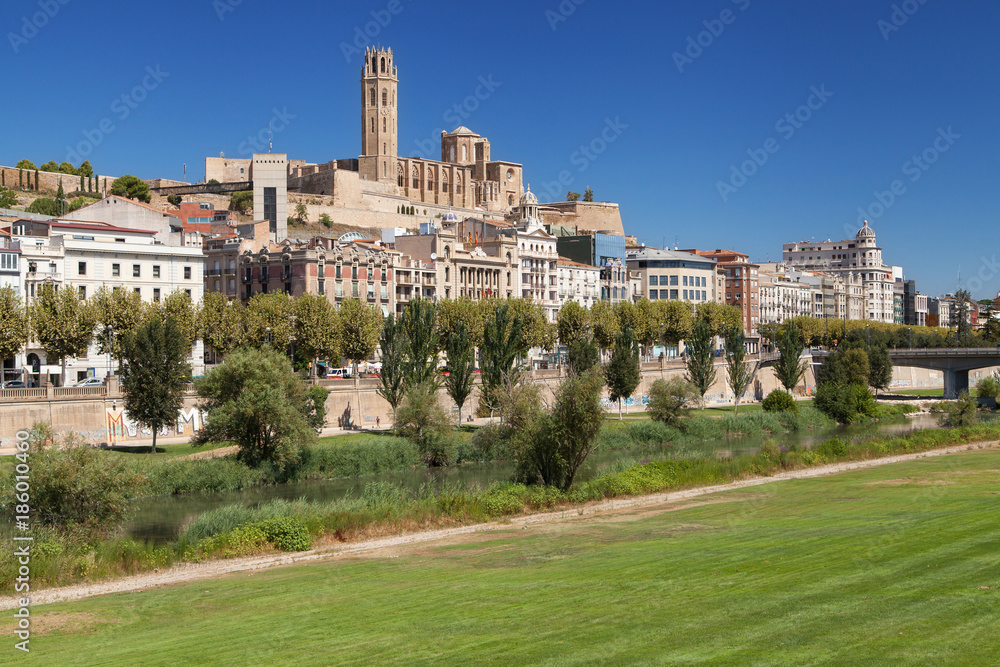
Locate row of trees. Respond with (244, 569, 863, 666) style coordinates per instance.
(16, 159, 94, 177)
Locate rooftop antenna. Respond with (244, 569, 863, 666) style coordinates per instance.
(674, 235, 679, 251)
(269, 128, 273, 154)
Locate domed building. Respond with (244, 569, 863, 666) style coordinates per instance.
(781, 221, 902, 323)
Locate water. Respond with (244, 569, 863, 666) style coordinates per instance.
(126, 413, 943, 544)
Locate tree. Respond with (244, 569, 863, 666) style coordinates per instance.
(194, 347, 316, 468)
(557, 300, 591, 348)
(954, 289, 972, 346)
(590, 300, 620, 352)
(231, 190, 253, 215)
(697, 301, 742, 337)
(39, 161, 59, 173)
(868, 345, 893, 396)
(319, 213, 333, 228)
(377, 313, 407, 425)
(774, 322, 808, 393)
(480, 302, 524, 419)
(92, 286, 151, 361)
(605, 325, 641, 419)
(401, 297, 440, 387)
(110, 175, 151, 203)
(0, 286, 29, 363)
(15, 159, 36, 170)
(566, 190, 581, 201)
(583, 187, 594, 202)
(337, 298, 382, 372)
(940, 391, 979, 427)
(655, 299, 693, 349)
(0, 187, 17, 209)
(567, 336, 600, 375)
(30, 284, 96, 385)
(816, 346, 869, 388)
(244, 292, 294, 351)
(201, 292, 245, 358)
(506, 297, 554, 354)
(26, 198, 60, 216)
(293, 293, 339, 376)
(120, 318, 192, 453)
(395, 380, 454, 466)
(975, 374, 1000, 400)
(513, 370, 604, 490)
(444, 321, 476, 426)
(294, 203, 308, 223)
(815, 382, 877, 424)
(78, 160, 94, 178)
(59, 161, 77, 175)
(647, 377, 697, 425)
(685, 319, 717, 409)
(167, 194, 182, 207)
(725, 326, 757, 413)
(438, 296, 486, 348)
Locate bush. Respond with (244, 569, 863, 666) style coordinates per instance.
(257, 516, 311, 552)
(647, 378, 697, 425)
(940, 392, 980, 427)
(762, 389, 797, 413)
(395, 381, 455, 466)
(815, 383, 878, 424)
(976, 375, 1000, 400)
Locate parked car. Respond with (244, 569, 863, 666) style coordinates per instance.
(2, 380, 26, 389)
(325, 367, 353, 379)
(75, 377, 104, 387)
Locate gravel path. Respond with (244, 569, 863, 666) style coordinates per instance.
(3, 440, 996, 610)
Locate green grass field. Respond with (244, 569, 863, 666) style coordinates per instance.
(10, 447, 1000, 665)
(894, 388, 945, 397)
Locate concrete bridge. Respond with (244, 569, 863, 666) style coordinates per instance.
(811, 347, 1000, 398)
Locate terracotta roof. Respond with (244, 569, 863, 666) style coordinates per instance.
(557, 256, 595, 268)
(50, 220, 158, 235)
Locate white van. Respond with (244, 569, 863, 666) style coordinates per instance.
(326, 367, 353, 379)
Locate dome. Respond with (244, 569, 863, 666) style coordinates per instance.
(520, 186, 538, 206)
(856, 220, 876, 242)
(442, 212, 460, 223)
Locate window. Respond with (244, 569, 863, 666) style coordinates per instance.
(670, 275, 678, 286)
(649, 275, 658, 286)
(352, 282, 359, 297)
(153, 288, 161, 302)
(185, 289, 191, 297)
(670, 289, 678, 300)
(133, 265, 141, 278)
(335, 264, 342, 279)
(114, 237, 125, 243)
(153, 265, 161, 278)
(352, 265, 358, 280)
(318, 280, 325, 295)
(134, 288, 140, 295)
(110, 263, 119, 277)
(78, 262, 86, 276)
(263, 187, 277, 223)
(78, 286, 86, 299)
(381, 285, 388, 299)
(650, 290, 659, 300)
(184, 266, 192, 280)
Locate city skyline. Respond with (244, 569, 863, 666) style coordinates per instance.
(5, 0, 998, 299)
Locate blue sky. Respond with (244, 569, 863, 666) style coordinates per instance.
(4, 0, 998, 299)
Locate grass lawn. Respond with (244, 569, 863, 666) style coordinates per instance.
(615, 399, 814, 419)
(12, 447, 1000, 665)
(895, 388, 945, 397)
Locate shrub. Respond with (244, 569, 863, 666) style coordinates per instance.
(975, 375, 1000, 401)
(647, 378, 697, 425)
(940, 392, 979, 427)
(395, 381, 455, 466)
(762, 389, 797, 413)
(167, 194, 182, 207)
(257, 516, 311, 552)
(815, 383, 878, 424)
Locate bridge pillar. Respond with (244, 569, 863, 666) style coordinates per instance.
(943, 369, 969, 399)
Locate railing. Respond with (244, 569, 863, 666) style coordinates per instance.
(0, 388, 47, 400)
(54, 386, 107, 398)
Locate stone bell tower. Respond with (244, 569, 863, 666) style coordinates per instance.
(360, 47, 398, 186)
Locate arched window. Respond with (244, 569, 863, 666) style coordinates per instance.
(412, 165, 419, 189)
(456, 174, 463, 196)
(383, 117, 387, 132)
(371, 117, 375, 132)
(426, 167, 434, 192)
(444, 246, 451, 259)
(371, 56, 377, 72)
(461, 145, 467, 161)
(397, 163, 404, 187)
(508, 194, 514, 206)
(380, 57, 386, 73)
(370, 87, 376, 107)
(382, 89, 388, 106)
(449, 146, 455, 162)
(442, 173, 448, 193)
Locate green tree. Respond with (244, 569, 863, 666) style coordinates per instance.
(377, 313, 407, 425)
(685, 319, 717, 409)
(194, 347, 316, 468)
(201, 292, 245, 358)
(480, 302, 524, 419)
(556, 300, 591, 348)
(566, 190, 581, 201)
(15, 159, 36, 170)
(396, 380, 455, 466)
(697, 301, 742, 337)
(647, 377, 697, 425)
(39, 161, 59, 173)
(319, 213, 333, 228)
(120, 317, 192, 453)
(231, 190, 253, 215)
(26, 198, 60, 216)
(92, 286, 151, 360)
(590, 299, 620, 352)
(244, 292, 294, 351)
(582, 187, 594, 202)
(78, 160, 94, 178)
(954, 289, 972, 346)
(293, 293, 339, 375)
(506, 297, 554, 354)
(294, 203, 308, 223)
(337, 298, 382, 372)
(59, 161, 77, 175)
(167, 194, 182, 207)
(567, 336, 600, 375)
(774, 322, 808, 393)
(0, 187, 16, 209)
(30, 283, 96, 385)
(444, 321, 476, 426)
(868, 345, 893, 396)
(975, 374, 1000, 400)
(513, 370, 604, 490)
(817, 346, 869, 387)
(605, 325, 641, 419)
(110, 175, 151, 203)
(438, 296, 485, 348)
(401, 297, 440, 387)
(654, 299, 693, 348)
(815, 382, 877, 424)
(762, 389, 797, 413)
(940, 391, 980, 427)
(725, 326, 757, 413)
(0, 286, 29, 363)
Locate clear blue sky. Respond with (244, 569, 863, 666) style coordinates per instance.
(4, 0, 998, 299)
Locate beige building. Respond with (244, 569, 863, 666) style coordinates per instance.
(625, 247, 718, 304)
(557, 257, 600, 308)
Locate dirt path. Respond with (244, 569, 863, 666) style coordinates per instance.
(3, 440, 997, 610)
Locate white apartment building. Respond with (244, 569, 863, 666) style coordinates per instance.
(758, 271, 812, 324)
(782, 221, 899, 323)
(11, 219, 205, 385)
(515, 189, 560, 322)
(557, 257, 600, 308)
(625, 246, 719, 304)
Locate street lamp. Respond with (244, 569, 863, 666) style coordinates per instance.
(265, 326, 272, 347)
(107, 326, 114, 378)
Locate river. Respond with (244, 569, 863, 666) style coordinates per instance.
(126, 413, 945, 544)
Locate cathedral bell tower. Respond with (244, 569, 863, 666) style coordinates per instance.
(360, 47, 398, 186)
